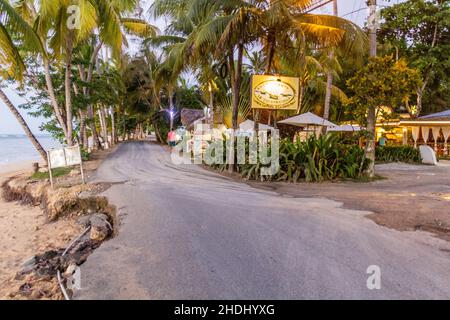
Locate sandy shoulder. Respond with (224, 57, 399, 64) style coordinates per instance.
(0, 163, 81, 299)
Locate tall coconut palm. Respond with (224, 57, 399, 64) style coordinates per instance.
(189, 0, 365, 129)
(14, 0, 156, 147)
(149, 0, 366, 134)
(0, 0, 47, 161)
(323, 0, 338, 123)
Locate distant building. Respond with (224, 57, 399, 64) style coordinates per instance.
(375, 109, 450, 156)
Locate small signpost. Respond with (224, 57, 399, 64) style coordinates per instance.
(47, 145, 85, 188)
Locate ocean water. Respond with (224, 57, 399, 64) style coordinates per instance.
(0, 134, 61, 165)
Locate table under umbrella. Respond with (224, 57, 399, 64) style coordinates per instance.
(279, 112, 337, 138)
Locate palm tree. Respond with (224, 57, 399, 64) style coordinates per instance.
(323, 0, 338, 122)
(149, 0, 366, 136)
(0, 0, 47, 161)
(189, 0, 365, 129)
(14, 0, 156, 147)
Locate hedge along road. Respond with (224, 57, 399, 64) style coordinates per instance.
(73, 141, 450, 299)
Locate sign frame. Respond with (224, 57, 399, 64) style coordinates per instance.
(47, 145, 85, 188)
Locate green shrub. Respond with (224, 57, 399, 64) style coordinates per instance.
(376, 145, 421, 163)
(207, 134, 370, 183)
(81, 148, 90, 161)
(277, 135, 369, 182)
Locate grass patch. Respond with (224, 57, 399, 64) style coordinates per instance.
(31, 167, 72, 180)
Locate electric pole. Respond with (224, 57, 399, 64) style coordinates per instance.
(365, 0, 378, 177)
(369, 0, 377, 57)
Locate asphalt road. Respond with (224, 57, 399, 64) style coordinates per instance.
(74, 141, 450, 299)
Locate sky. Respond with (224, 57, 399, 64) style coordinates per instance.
(0, 0, 402, 134)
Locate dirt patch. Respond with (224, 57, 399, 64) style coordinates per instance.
(1, 177, 47, 205)
(247, 163, 450, 242)
(0, 179, 117, 300)
(0, 200, 81, 299)
(0, 146, 119, 300)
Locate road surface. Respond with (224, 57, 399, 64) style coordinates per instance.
(74, 141, 450, 299)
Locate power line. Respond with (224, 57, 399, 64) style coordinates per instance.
(304, 0, 333, 13)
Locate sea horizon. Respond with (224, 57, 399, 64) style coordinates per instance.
(0, 133, 52, 137)
(0, 134, 61, 165)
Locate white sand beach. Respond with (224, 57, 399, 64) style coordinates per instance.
(0, 161, 81, 299)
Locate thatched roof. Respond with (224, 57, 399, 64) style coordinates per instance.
(181, 109, 205, 127)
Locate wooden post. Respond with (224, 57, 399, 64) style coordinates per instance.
(78, 145, 86, 184)
(47, 151, 54, 189)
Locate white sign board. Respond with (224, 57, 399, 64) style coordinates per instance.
(49, 146, 82, 168)
(48, 149, 66, 168)
(65, 146, 82, 166)
(47, 145, 85, 187)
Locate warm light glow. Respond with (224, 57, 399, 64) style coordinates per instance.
(252, 75, 299, 110)
(264, 79, 285, 96)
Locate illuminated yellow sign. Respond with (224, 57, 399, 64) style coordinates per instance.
(251, 75, 299, 110)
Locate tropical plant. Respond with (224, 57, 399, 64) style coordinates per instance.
(206, 134, 370, 182)
(0, 0, 47, 161)
(150, 0, 366, 132)
(12, 0, 156, 147)
(376, 145, 422, 163)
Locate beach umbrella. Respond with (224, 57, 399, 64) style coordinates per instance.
(278, 112, 336, 128)
(239, 119, 274, 131)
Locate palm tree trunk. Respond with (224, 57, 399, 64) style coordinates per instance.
(323, 0, 338, 123)
(73, 83, 88, 150)
(0, 89, 47, 162)
(232, 42, 244, 130)
(110, 107, 116, 146)
(43, 58, 68, 138)
(258, 35, 275, 130)
(98, 106, 109, 149)
(322, 67, 334, 135)
(65, 35, 74, 146)
(78, 42, 103, 150)
(79, 110, 88, 149)
(87, 105, 101, 150)
(227, 45, 237, 173)
(264, 31, 276, 73)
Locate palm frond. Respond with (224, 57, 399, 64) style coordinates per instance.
(0, 0, 45, 55)
(121, 18, 159, 37)
(0, 23, 25, 80)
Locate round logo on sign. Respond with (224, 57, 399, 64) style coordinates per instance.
(254, 80, 296, 109)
